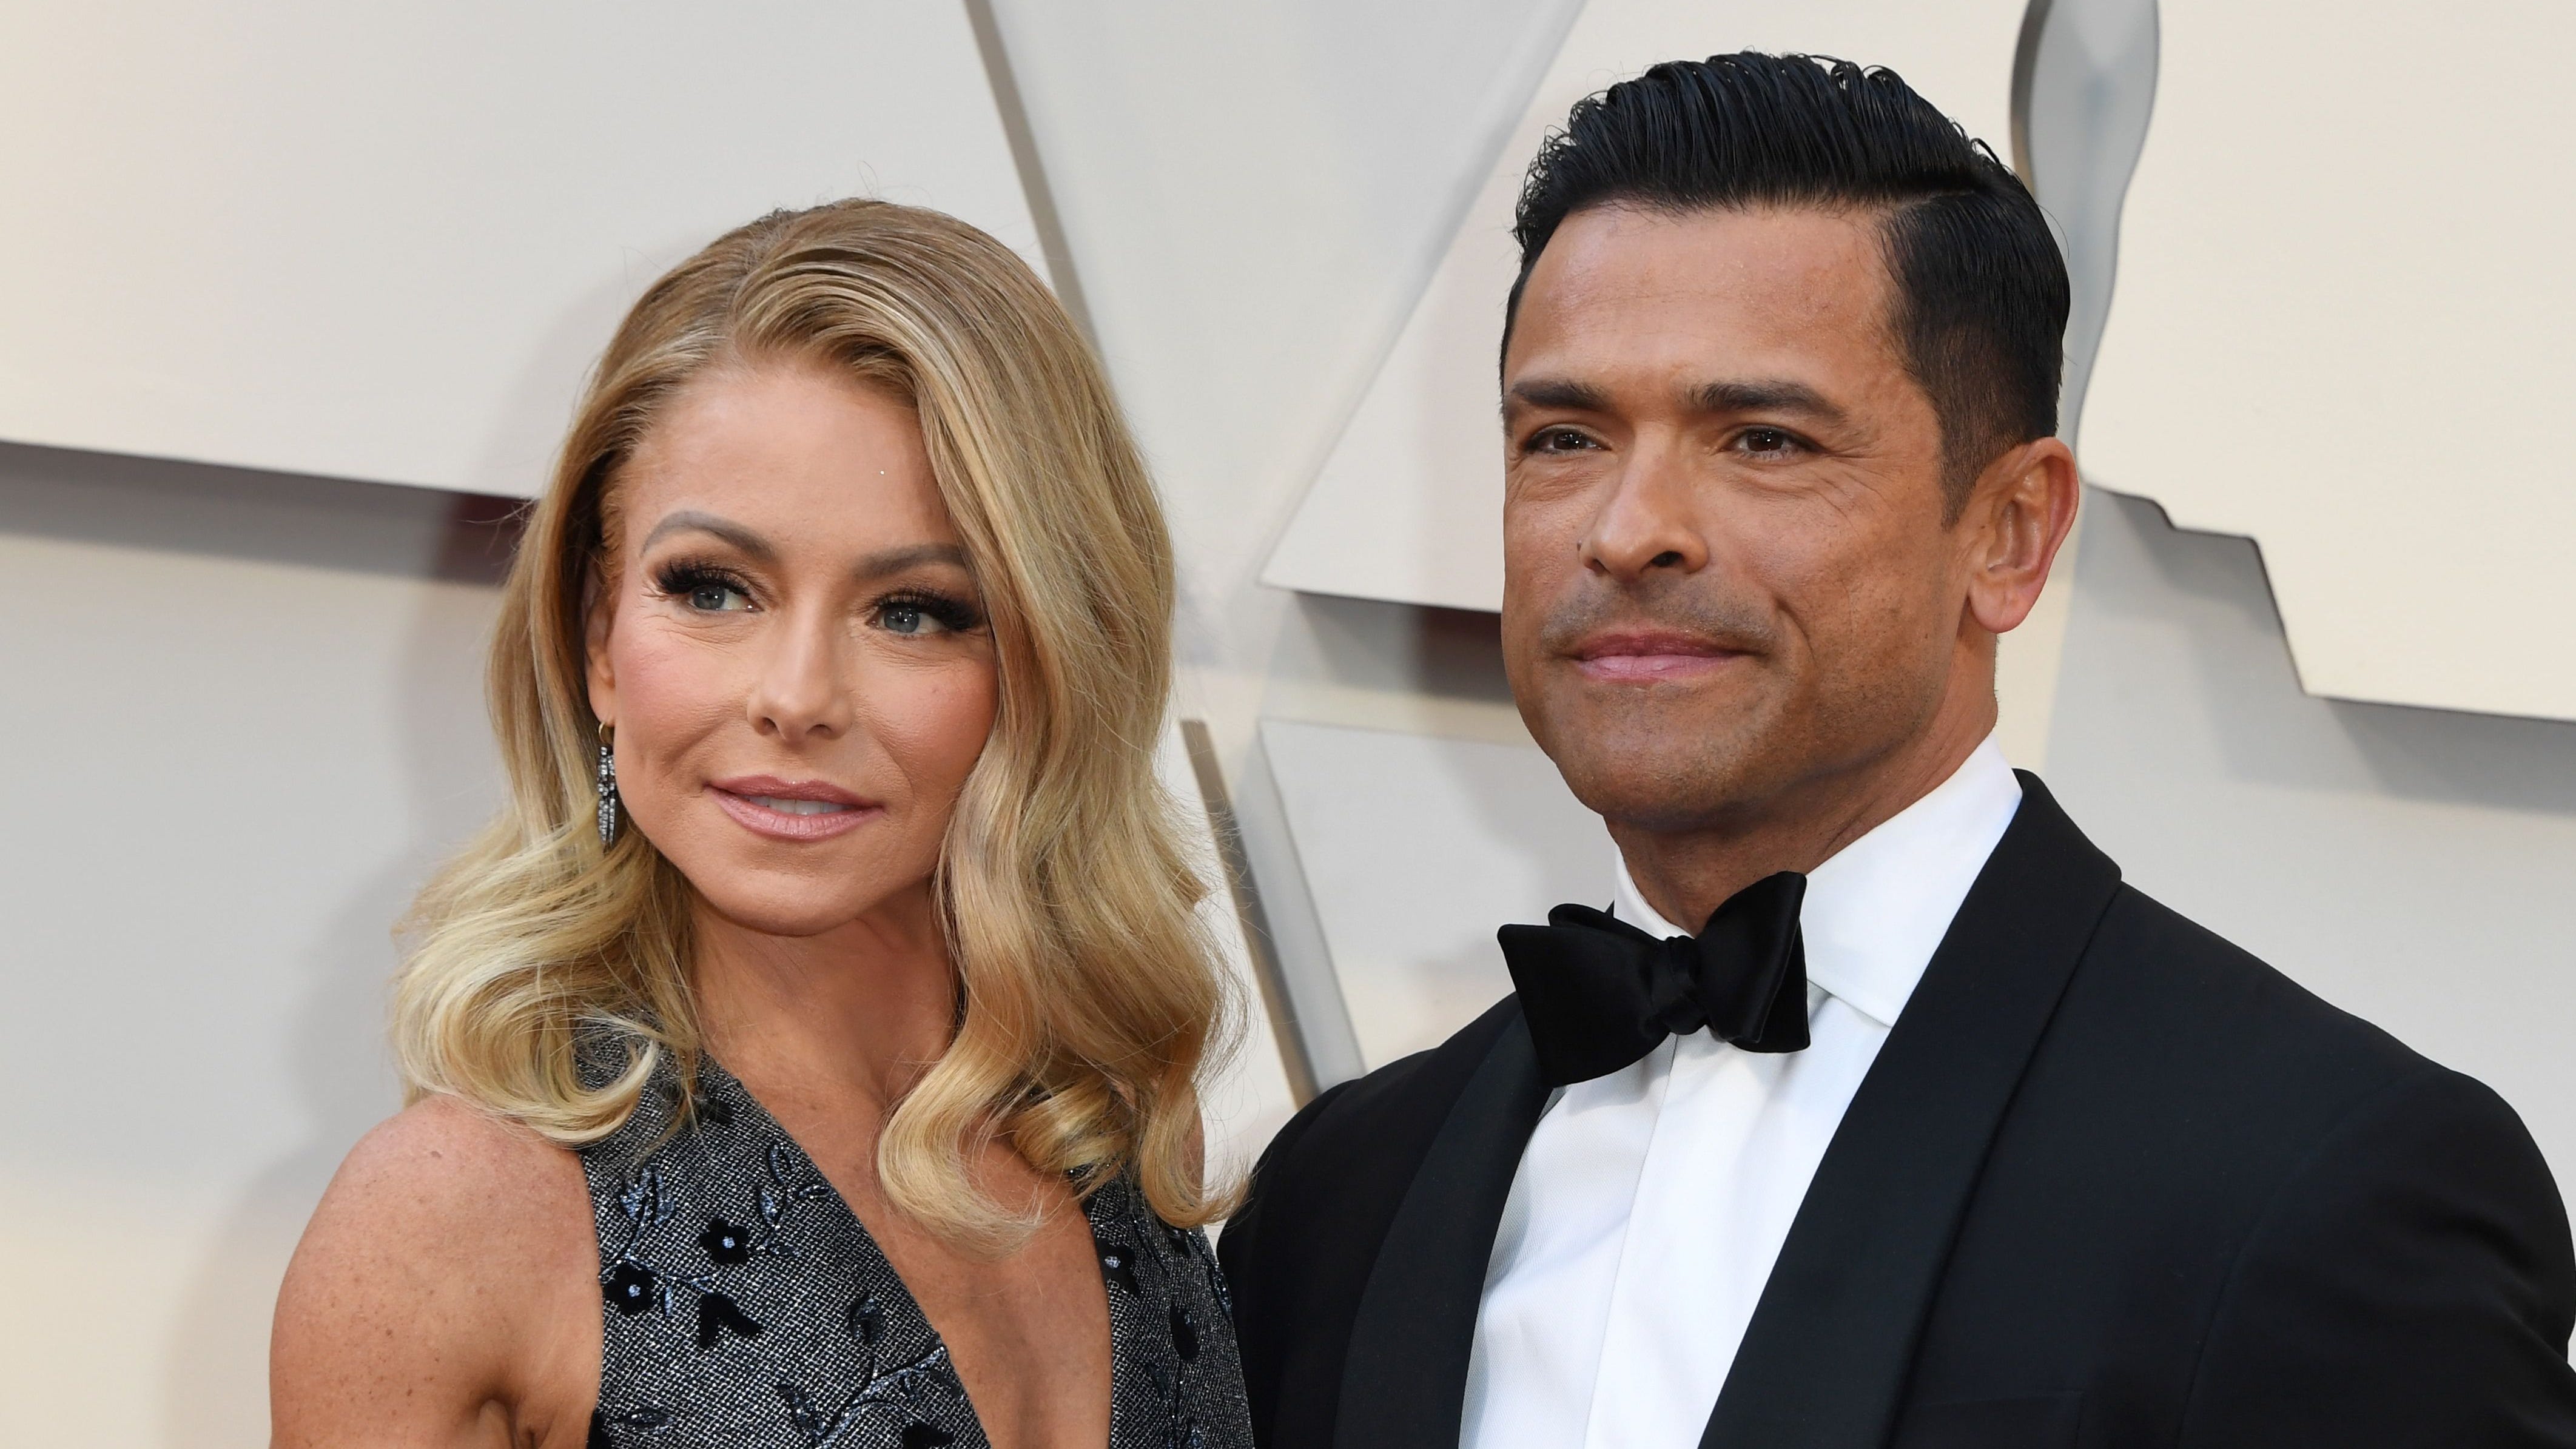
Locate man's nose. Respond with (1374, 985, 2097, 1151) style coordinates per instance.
(1579, 439, 1709, 582)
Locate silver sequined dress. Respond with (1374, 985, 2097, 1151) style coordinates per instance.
(578, 1052, 1251, 1449)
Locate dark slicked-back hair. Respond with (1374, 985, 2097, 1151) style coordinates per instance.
(1505, 52, 2069, 512)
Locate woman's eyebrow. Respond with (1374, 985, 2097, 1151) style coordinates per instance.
(855, 543, 970, 582)
(638, 514, 966, 580)
(639, 509, 775, 562)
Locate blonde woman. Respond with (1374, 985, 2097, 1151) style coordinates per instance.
(271, 200, 1251, 1449)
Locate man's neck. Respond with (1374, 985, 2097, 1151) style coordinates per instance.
(1614, 704, 1997, 931)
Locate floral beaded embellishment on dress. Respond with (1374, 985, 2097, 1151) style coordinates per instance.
(576, 1051, 1250, 1449)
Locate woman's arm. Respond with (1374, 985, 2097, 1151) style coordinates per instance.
(271, 1094, 600, 1448)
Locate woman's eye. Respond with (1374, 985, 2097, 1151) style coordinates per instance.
(876, 596, 975, 636)
(685, 581, 750, 612)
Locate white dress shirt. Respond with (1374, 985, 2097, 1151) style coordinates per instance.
(1459, 736, 2023, 1449)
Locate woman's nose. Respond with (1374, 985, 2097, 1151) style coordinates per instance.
(747, 613, 855, 741)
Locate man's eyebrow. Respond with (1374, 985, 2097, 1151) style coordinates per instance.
(639, 510, 776, 561)
(853, 542, 970, 582)
(1504, 377, 1613, 413)
(1689, 378, 1848, 425)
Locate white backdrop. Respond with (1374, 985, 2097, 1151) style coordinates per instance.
(7, 1, 2576, 1442)
(0, 0, 1045, 497)
(2082, 0, 2576, 720)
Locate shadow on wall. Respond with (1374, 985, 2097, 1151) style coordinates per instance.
(2046, 486, 2576, 1186)
(2327, 699, 2576, 818)
(1285, 592, 1517, 706)
(0, 440, 525, 584)
(1257, 594, 1613, 1071)
(1261, 711, 1607, 1070)
(53, 225, 613, 1444)
(2065, 487, 2576, 814)
(182, 474, 516, 1445)
(0, 442, 520, 1444)
(155, 864, 433, 1444)
(176, 576, 508, 1445)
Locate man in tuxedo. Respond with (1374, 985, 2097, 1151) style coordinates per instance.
(1217, 52, 2576, 1448)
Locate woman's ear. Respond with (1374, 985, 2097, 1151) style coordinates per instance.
(583, 556, 619, 727)
(1962, 437, 2080, 636)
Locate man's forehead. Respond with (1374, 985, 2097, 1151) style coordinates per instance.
(1512, 204, 1895, 355)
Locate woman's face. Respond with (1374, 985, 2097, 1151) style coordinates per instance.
(587, 360, 998, 938)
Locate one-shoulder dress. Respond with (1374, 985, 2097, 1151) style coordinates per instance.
(576, 1052, 1251, 1449)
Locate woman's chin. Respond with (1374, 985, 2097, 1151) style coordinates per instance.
(683, 870, 921, 942)
(691, 892, 850, 940)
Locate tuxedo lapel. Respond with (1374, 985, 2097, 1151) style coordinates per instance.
(1335, 1009, 1551, 1449)
(1700, 774, 2124, 1448)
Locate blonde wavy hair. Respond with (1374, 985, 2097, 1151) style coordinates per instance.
(394, 198, 1233, 1246)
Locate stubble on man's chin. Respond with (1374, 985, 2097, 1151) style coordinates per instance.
(1519, 581, 1800, 835)
(1538, 684, 1805, 836)
(1541, 643, 1954, 849)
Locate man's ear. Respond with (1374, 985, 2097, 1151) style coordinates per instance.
(1962, 437, 2079, 636)
(583, 557, 619, 727)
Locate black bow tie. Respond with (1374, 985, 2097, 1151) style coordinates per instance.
(1499, 871, 1811, 1088)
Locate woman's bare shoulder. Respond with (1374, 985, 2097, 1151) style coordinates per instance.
(272, 1094, 599, 1447)
(290, 1093, 595, 1300)
(324, 1093, 590, 1232)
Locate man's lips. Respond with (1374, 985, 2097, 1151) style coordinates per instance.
(707, 775, 880, 841)
(1568, 631, 1749, 683)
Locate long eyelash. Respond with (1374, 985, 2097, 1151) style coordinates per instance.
(879, 587, 984, 632)
(649, 557, 755, 600)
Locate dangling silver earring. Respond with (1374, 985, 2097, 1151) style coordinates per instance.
(596, 722, 622, 847)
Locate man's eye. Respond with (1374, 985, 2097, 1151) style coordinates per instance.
(1530, 427, 1598, 454)
(1738, 426, 1801, 456)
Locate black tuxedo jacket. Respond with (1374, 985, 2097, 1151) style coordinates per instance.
(1218, 776, 2576, 1448)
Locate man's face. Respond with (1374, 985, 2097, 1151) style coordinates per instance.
(1501, 204, 1976, 835)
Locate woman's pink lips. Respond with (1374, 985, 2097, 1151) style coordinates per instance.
(1570, 635, 1746, 682)
(707, 776, 881, 842)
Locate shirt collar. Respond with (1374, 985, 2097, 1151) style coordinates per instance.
(1612, 733, 2023, 1030)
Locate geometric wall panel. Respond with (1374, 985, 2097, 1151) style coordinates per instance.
(1263, 0, 2029, 611)
(2079, 0, 2576, 721)
(0, 1, 1043, 499)
(1263, 718, 1613, 1072)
